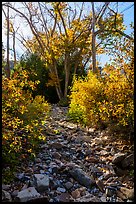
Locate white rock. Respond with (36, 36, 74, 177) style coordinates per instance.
(16, 187, 40, 202)
(57, 187, 66, 193)
(33, 174, 50, 192)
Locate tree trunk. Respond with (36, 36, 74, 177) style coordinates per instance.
(5, 5, 10, 79)
(53, 60, 63, 100)
(91, 2, 97, 74)
(64, 52, 70, 98)
(13, 31, 16, 67)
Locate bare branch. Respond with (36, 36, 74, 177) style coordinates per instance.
(3, 3, 46, 54)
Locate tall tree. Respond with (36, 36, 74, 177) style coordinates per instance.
(91, 2, 96, 73)
(2, 2, 133, 100)
(3, 4, 10, 78)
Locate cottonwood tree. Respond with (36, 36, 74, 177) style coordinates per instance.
(2, 2, 133, 100)
(2, 4, 10, 79)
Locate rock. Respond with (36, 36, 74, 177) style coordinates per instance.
(56, 192, 70, 202)
(11, 190, 19, 198)
(90, 166, 103, 177)
(2, 184, 11, 191)
(2, 190, 12, 202)
(34, 158, 42, 163)
(84, 149, 92, 156)
(75, 193, 101, 202)
(112, 153, 126, 165)
(39, 170, 45, 174)
(113, 166, 127, 177)
(116, 190, 127, 200)
(40, 144, 48, 149)
(99, 150, 109, 156)
(92, 138, 105, 145)
(15, 187, 40, 202)
(15, 172, 25, 180)
(103, 172, 115, 180)
(78, 187, 87, 196)
(21, 183, 28, 190)
(71, 189, 81, 199)
(85, 156, 99, 163)
(52, 152, 61, 159)
(25, 196, 48, 202)
(64, 181, 73, 190)
(105, 186, 117, 197)
(96, 179, 105, 192)
(66, 162, 80, 169)
(49, 142, 65, 149)
(75, 136, 92, 143)
(121, 154, 134, 168)
(48, 164, 59, 174)
(57, 187, 66, 193)
(117, 187, 134, 200)
(69, 168, 95, 188)
(105, 145, 112, 151)
(116, 197, 124, 202)
(100, 195, 107, 202)
(33, 174, 50, 192)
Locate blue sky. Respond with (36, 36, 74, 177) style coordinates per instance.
(99, 2, 134, 66)
(2, 2, 134, 66)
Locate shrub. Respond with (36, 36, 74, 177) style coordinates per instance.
(2, 68, 50, 183)
(68, 72, 105, 127)
(68, 62, 134, 136)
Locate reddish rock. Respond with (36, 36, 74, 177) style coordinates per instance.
(71, 189, 81, 199)
(56, 193, 70, 202)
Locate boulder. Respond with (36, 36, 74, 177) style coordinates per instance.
(16, 187, 40, 202)
(33, 174, 50, 192)
(121, 154, 134, 168)
(69, 168, 95, 188)
(112, 153, 126, 165)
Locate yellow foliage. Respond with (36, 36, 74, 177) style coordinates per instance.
(69, 56, 134, 133)
(2, 69, 50, 172)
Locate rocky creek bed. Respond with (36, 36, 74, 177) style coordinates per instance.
(2, 104, 134, 202)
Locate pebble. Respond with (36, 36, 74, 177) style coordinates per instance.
(56, 187, 66, 193)
(64, 181, 73, 190)
(71, 189, 81, 199)
(2, 105, 134, 203)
